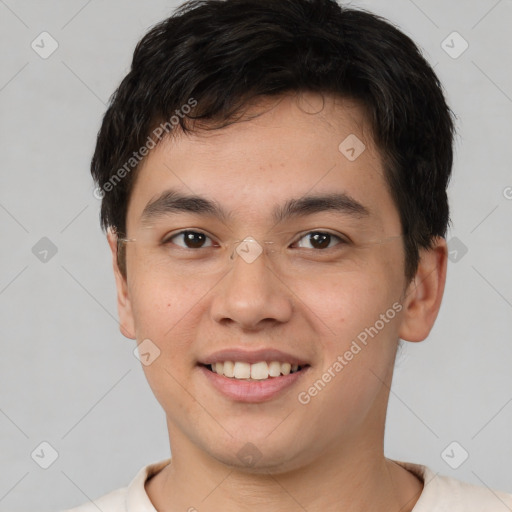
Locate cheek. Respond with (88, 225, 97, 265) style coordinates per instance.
(294, 276, 401, 437)
(128, 266, 207, 340)
(128, 271, 206, 417)
(294, 263, 403, 395)
(294, 263, 402, 337)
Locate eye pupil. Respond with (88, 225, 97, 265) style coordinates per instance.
(310, 232, 330, 249)
(184, 231, 206, 248)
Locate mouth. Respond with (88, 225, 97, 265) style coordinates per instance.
(200, 361, 309, 381)
(198, 360, 311, 403)
(197, 348, 311, 402)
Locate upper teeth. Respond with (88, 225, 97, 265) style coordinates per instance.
(211, 361, 301, 380)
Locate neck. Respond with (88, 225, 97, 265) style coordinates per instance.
(146, 431, 423, 512)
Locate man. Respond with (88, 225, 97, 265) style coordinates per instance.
(67, 0, 512, 510)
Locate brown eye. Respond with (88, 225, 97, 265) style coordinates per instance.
(166, 230, 213, 249)
(294, 231, 344, 250)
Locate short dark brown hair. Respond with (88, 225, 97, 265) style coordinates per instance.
(91, 0, 455, 281)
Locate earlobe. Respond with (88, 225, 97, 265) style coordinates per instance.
(398, 237, 448, 343)
(107, 229, 137, 340)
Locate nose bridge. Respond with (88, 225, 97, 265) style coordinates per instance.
(211, 238, 293, 328)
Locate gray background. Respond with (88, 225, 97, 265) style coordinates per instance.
(0, 0, 511, 510)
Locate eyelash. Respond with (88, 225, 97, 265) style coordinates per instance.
(162, 230, 349, 250)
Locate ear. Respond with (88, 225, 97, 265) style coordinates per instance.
(107, 229, 136, 340)
(399, 237, 448, 342)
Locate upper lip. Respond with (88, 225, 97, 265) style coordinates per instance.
(199, 348, 309, 366)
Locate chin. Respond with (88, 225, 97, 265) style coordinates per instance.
(201, 431, 313, 474)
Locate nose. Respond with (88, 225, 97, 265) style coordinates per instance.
(210, 245, 293, 331)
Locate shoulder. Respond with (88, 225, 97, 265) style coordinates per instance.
(61, 458, 171, 512)
(396, 461, 512, 511)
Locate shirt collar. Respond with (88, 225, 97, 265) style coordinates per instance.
(126, 458, 171, 511)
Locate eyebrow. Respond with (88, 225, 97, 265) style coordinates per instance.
(140, 189, 370, 225)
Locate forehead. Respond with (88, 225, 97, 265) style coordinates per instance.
(126, 93, 399, 233)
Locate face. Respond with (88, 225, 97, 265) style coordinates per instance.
(109, 93, 443, 473)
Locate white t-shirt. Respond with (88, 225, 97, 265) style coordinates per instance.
(63, 458, 512, 511)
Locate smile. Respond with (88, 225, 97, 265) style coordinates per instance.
(199, 363, 310, 403)
(207, 361, 305, 380)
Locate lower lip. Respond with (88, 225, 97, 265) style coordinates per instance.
(199, 365, 309, 403)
